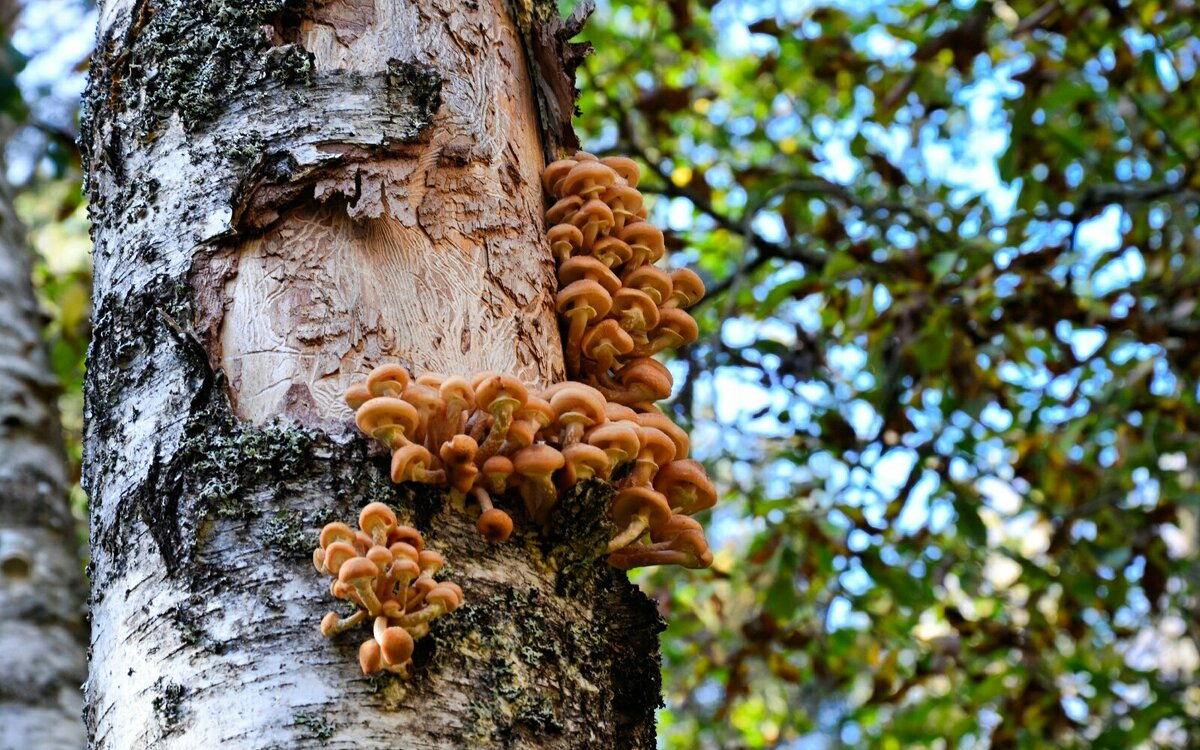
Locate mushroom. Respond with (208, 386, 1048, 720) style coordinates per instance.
(390, 444, 446, 484)
(438, 376, 475, 447)
(664, 267, 705, 309)
(543, 158, 578, 197)
(600, 184, 644, 231)
(598, 357, 674, 407)
(556, 280, 614, 373)
(359, 638, 384, 675)
(632, 307, 699, 357)
(338, 557, 384, 616)
(513, 443, 565, 524)
(606, 485, 673, 552)
(610, 288, 661, 342)
(359, 502, 398, 546)
(580, 319, 634, 376)
(549, 382, 608, 446)
(625, 425, 677, 488)
(606, 529, 712, 570)
(506, 396, 555, 450)
(571, 198, 615, 249)
(470, 486, 514, 542)
(375, 623, 415, 675)
(402, 383, 443, 452)
(559, 256, 622, 297)
(546, 194, 583, 226)
(601, 155, 640, 188)
(475, 374, 530, 462)
(439, 434, 480, 494)
(622, 265, 674, 307)
(366, 363, 411, 398)
(547, 223, 585, 263)
(590, 236, 634, 269)
(585, 420, 643, 479)
(560, 160, 618, 201)
(561, 443, 610, 487)
(481, 454, 514, 496)
(634, 410, 690, 460)
(320, 609, 368, 637)
(354, 397, 420, 450)
(616, 222, 666, 270)
(653, 460, 717, 515)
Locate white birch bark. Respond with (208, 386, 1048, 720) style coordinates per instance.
(81, 1, 661, 748)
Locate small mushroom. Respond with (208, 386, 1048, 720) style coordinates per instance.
(481, 454, 515, 496)
(571, 199, 616, 249)
(556, 280, 614, 373)
(632, 307, 699, 357)
(549, 382, 608, 446)
(580, 319, 635, 376)
(600, 184, 644, 231)
(560, 160, 619, 201)
(320, 609, 367, 637)
(601, 155, 640, 188)
(439, 434, 480, 494)
(585, 421, 642, 479)
(622, 265, 674, 307)
(546, 194, 583, 225)
(439, 376, 476, 447)
(653, 460, 717, 515)
(606, 485, 673, 552)
(559, 256, 622, 297)
(376, 623, 415, 675)
(354, 397, 420, 450)
(609, 288, 661, 341)
(470, 486, 514, 542)
(390, 444, 447, 485)
(664, 267, 705, 309)
(548, 223, 585, 263)
(338, 557, 384, 616)
(506, 396, 555, 449)
(366, 364, 411, 398)
(561, 443, 610, 487)
(634, 410, 691, 460)
(590, 236, 634, 269)
(543, 158, 578, 196)
(402, 383, 443, 452)
(625, 425, 677, 488)
(359, 502, 398, 546)
(616, 222, 666, 269)
(600, 357, 674, 406)
(475, 374, 530, 462)
(513, 443, 565, 524)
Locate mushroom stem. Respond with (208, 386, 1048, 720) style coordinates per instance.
(477, 407, 515, 463)
(320, 609, 368, 637)
(606, 515, 651, 552)
(607, 544, 702, 569)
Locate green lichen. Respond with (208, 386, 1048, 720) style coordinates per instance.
(542, 479, 617, 597)
(262, 507, 330, 559)
(293, 711, 335, 741)
(122, 0, 314, 135)
(186, 418, 317, 518)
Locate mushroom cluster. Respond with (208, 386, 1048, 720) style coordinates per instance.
(313, 502, 463, 676)
(345, 363, 716, 569)
(543, 152, 704, 407)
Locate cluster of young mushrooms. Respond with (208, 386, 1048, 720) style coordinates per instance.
(314, 153, 716, 675)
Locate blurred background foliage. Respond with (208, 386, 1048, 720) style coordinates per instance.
(5, 0, 1200, 747)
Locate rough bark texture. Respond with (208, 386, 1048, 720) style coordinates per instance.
(81, 1, 662, 748)
(0, 174, 89, 747)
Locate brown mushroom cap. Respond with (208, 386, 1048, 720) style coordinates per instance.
(653, 460, 717, 515)
(440, 434, 480, 493)
(590, 236, 634, 269)
(601, 156, 641, 187)
(481, 455, 515, 494)
(635, 411, 691, 460)
(666, 267, 705, 309)
(546, 194, 583, 225)
(389, 541, 420, 565)
(345, 383, 372, 410)
(359, 639, 383, 674)
(616, 358, 674, 402)
(477, 508, 514, 543)
(561, 160, 618, 199)
(636, 425, 678, 469)
(605, 402, 640, 422)
(622, 265, 674, 307)
(439, 376, 474, 408)
(508, 396, 556, 447)
(379, 625, 415, 667)
(616, 222, 666, 267)
(514, 443, 565, 477)
(562, 443, 610, 485)
(650, 514, 705, 543)
(559, 256, 622, 296)
(550, 383, 608, 434)
(387, 525, 424, 551)
(390, 443, 437, 483)
(585, 421, 642, 466)
(322, 541, 359, 576)
(359, 502, 398, 538)
(366, 363, 411, 397)
(338, 556, 380, 585)
(415, 372, 448, 389)
(320, 522, 357, 549)
(570, 199, 616, 246)
(556, 279, 614, 321)
(355, 397, 420, 438)
(547, 223, 585, 262)
(601, 184, 645, 228)
(427, 584, 463, 613)
(611, 288, 661, 334)
(610, 486, 673, 531)
(581, 319, 635, 366)
(418, 550, 444, 577)
(475, 374, 530, 422)
(543, 158, 578, 196)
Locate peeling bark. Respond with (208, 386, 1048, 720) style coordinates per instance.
(82, 1, 660, 748)
(0, 172, 88, 747)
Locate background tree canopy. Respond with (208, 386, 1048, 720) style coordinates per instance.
(7, 0, 1200, 747)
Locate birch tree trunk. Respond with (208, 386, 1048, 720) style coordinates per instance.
(0, 169, 88, 747)
(81, 1, 662, 747)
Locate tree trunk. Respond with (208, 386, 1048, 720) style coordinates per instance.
(81, 1, 661, 748)
(0, 169, 88, 747)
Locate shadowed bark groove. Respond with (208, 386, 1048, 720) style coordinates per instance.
(82, 0, 662, 747)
